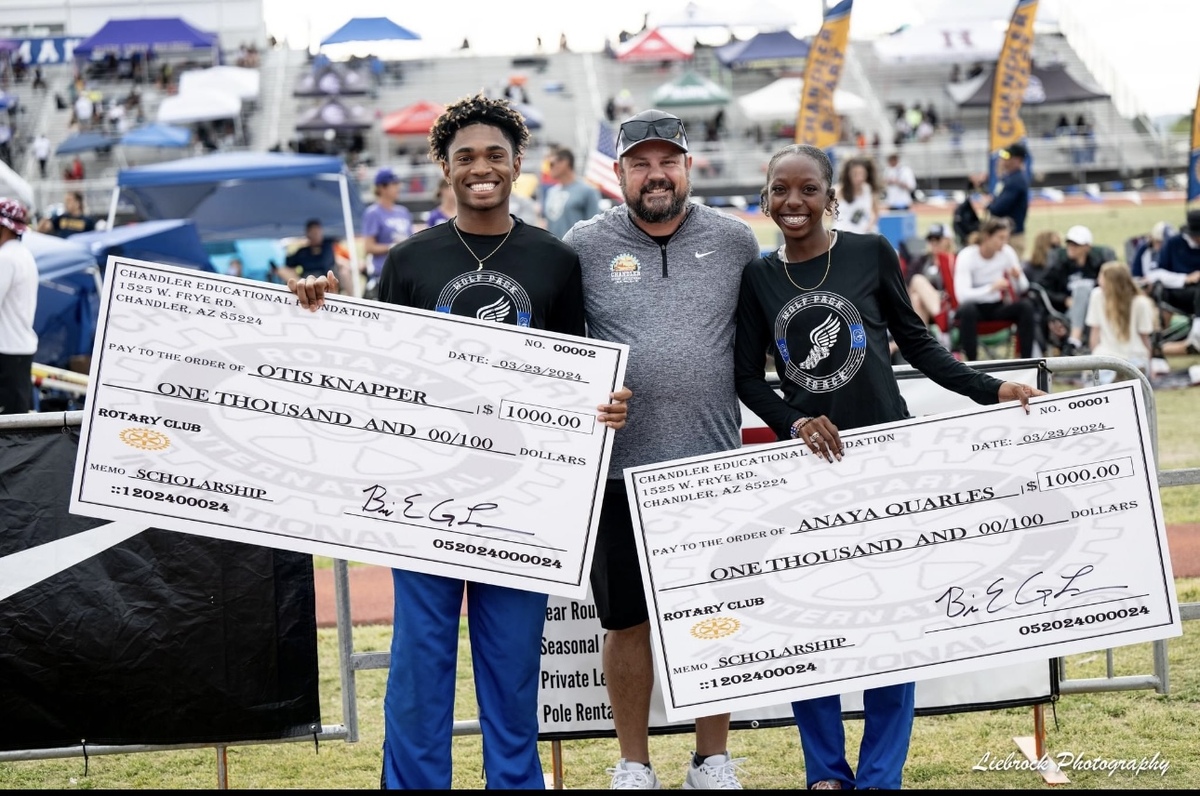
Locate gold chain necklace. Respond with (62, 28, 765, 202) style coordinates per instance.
(452, 217, 514, 271)
(777, 230, 836, 291)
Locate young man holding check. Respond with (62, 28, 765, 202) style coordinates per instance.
(291, 93, 631, 789)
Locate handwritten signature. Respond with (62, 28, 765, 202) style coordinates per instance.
(934, 565, 1128, 619)
(360, 484, 528, 535)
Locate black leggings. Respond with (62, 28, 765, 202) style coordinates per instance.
(957, 299, 1036, 360)
(0, 353, 33, 414)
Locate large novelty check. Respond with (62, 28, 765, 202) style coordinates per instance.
(70, 258, 627, 598)
(624, 381, 1180, 721)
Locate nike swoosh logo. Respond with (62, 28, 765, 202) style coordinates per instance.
(695, 251, 716, 259)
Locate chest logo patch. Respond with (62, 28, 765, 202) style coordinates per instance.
(609, 253, 642, 283)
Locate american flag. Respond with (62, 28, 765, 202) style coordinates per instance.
(584, 122, 623, 201)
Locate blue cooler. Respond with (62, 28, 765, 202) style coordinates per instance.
(877, 212, 917, 250)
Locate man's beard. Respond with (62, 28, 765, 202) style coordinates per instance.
(622, 176, 690, 224)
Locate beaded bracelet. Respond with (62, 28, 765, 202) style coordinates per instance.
(788, 417, 812, 439)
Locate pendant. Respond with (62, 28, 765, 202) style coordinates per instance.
(476, 261, 483, 271)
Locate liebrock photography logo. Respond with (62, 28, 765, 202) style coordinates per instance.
(973, 751, 1169, 777)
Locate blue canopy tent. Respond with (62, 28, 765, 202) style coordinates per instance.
(26, 222, 218, 369)
(69, 219, 215, 271)
(319, 17, 420, 46)
(120, 123, 192, 148)
(24, 231, 103, 370)
(55, 131, 119, 156)
(73, 17, 219, 59)
(110, 152, 367, 295)
(715, 30, 809, 69)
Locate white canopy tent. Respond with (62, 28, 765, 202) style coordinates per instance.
(178, 66, 261, 103)
(157, 88, 242, 125)
(736, 77, 866, 123)
(872, 20, 1006, 65)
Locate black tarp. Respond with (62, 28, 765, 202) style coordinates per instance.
(948, 62, 1111, 108)
(0, 427, 320, 751)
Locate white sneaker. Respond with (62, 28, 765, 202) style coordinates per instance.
(684, 753, 746, 789)
(607, 759, 662, 789)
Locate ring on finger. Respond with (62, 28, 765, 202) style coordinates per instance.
(809, 432, 821, 443)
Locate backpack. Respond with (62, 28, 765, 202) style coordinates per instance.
(952, 196, 981, 248)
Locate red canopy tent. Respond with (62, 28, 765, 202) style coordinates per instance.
(615, 28, 694, 63)
(381, 100, 445, 135)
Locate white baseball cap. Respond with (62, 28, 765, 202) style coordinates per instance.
(1065, 225, 1092, 246)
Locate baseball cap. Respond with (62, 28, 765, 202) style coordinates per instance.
(1150, 221, 1172, 241)
(616, 109, 689, 159)
(999, 142, 1028, 160)
(374, 167, 400, 187)
(1065, 225, 1093, 246)
(0, 198, 29, 237)
(925, 223, 946, 240)
(1184, 209, 1200, 235)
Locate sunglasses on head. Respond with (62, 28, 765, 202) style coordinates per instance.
(619, 118, 686, 144)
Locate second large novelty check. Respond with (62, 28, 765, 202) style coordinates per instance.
(624, 382, 1180, 721)
(70, 259, 627, 599)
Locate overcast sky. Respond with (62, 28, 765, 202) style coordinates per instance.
(261, 0, 1197, 118)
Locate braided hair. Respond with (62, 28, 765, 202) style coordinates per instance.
(428, 92, 530, 163)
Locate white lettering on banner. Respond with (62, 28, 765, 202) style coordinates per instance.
(624, 381, 1180, 722)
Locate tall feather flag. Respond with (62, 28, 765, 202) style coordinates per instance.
(585, 122, 623, 201)
(988, 0, 1039, 192)
(796, 0, 853, 150)
(1188, 81, 1200, 204)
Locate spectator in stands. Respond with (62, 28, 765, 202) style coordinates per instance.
(1023, 229, 1062, 285)
(73, 90, 94, 132)
(424, 181, 456, 228)
(1041, 225, 1112, 355)
(541, 147, 600, 240)
(1146, 210, 1200, 352)
(900, 224, 950, 350)
(1023, 229, 1067, 353)
(832, 156, 879, 235)
(986, 142, 1030, 258)
(360, 167, 413, 298)
(285, 218, 338, 279)
(64, 155, 85, 181)
(1086, 260, 1156, 384)
(0, 198, 37, 415)
(952, 217, 1036, 361)
(37, 191, 97, 238)
(882, 151, 917, 211)
(32, 133, 50, 179)
(1130, 221, 1172, 279)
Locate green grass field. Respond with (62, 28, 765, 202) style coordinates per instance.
(2, 201, 1198, 789)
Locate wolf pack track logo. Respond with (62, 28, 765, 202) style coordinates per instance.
(436, 269, 533, 326)
(774, 291, 866, 394)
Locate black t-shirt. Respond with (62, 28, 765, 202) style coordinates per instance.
(48, 213, 96, 238)
(378, 216, 585, 336)
(734, 231, 1002, 438)
(285, 237, 337, 276)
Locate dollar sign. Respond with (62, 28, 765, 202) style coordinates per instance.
(1025, 480, 1038, 493)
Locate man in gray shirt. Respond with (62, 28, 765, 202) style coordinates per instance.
(543, 147, 601, 239)
(564, 110, 761, 790)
